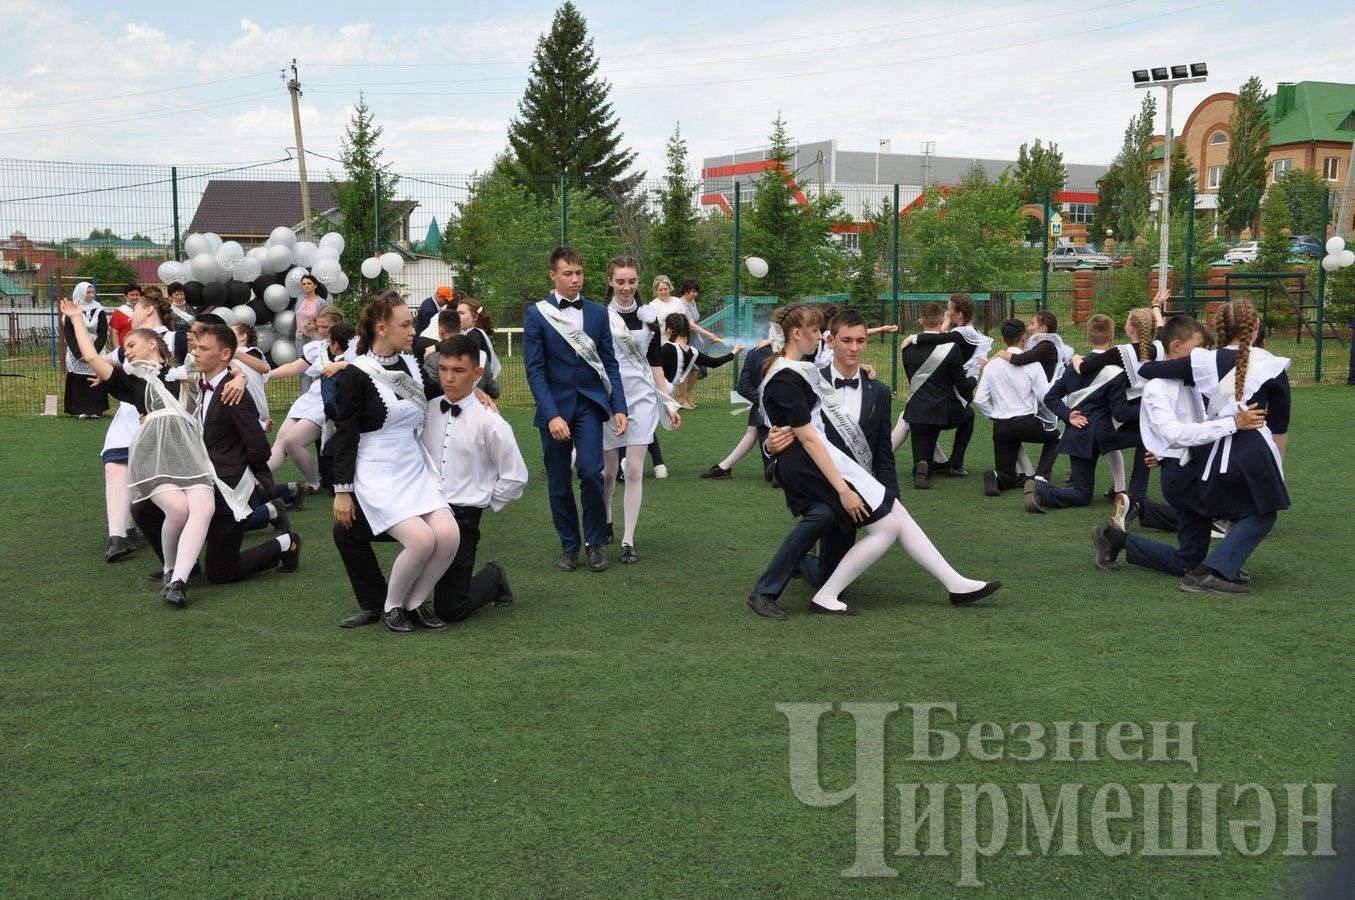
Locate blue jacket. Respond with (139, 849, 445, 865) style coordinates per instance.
(820, 365, 899, 496)
(522, 295, 628, 429)
(1043, 355, 1120, 459)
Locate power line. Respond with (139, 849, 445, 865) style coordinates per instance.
(0, 70, 281, 111)
(1, 155, 296, 204)
(0, 89, 285, 137)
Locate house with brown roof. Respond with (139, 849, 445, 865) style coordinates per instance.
(186, 179, 419, 247)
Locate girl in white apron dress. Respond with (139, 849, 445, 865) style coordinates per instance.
(267, 310, 352, 492)
(457, 299, 503, 399)
(759, 305, 999, 614)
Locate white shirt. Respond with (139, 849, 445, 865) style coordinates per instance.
(420, 394, 529, 511)
(648, 297, 686, 343)
(829, 362, 864, 423)
(1138, 376, 1237, 462)
(552, 291, 585, 329)
(198, 367, 230, 423)
(974, 347, 1051, 420)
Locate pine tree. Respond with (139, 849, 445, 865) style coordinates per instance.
(1116, 94, 1157, 243)
(1168, 140, 1197, 217)
(646, 123, 700, 284)
(506, 2, 639, 199)
(1013, 139, 1066, 209)
(746, 114, 812, 303)
(330, 93, 400, 312)
(1257, 179, 1293, 272)
(1219, 76, 1271, 236)
(1089, 162, 1123, 246)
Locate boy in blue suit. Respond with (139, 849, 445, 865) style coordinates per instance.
(522, 246, 628, 572)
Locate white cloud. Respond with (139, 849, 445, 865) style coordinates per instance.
(26, 63, 49, 77)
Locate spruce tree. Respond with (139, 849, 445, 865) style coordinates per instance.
(1168, 140, 1197, 217)
(646, 123, 699, 285)
(331, 93, 399, 309)
(506, 2, 639, 199)
(1116, 94, 1157, 243)
(1218, 76, 1271, 236)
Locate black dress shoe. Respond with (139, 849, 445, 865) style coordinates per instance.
(269, 498, 291, 535)
(949, 581, 1002, 606)
(407, 604, 446, 630)
(381, 607, 415, 633)
(946, 466, 969, 477)
(277, 532, 302, 572)
(163, 579, 187, 609)
(338, 608, 381, 628)
(604, 523, 615, 545)
(913, 460, 930, 490)
(700, 464, 732, 480)
(982, 468, 1000, 496)
(124, 527, 144, 549)
(558, 551, 579, 573)
(485, 560, 514, 607)
(1023, 479, 1045, 514)
(586, 544, 607, 572)
(809, 601, 858, 616)
(106, 535, 134, 563)
(289, 482, 306, 511)
(620, 543, 638, 564)
(1091, 525, 1122, 572)
(746, 593, 787, 620)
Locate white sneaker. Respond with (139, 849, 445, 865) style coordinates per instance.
(654, 464, 669, 479)
(1111, 493, 1131, 532)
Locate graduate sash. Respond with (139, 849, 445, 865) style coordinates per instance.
(1064, 362, 1123, 410)
(909, 342, 970, 408)
(608, 309, 678, 430)
(351, 354, 440, 476)
(535, 300, 612, 400)
(761, 358, 873, 470)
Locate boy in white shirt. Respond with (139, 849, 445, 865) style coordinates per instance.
(975, 318, 1060, 495)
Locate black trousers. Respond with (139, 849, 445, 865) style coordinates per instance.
(910, 411, 975, 469)
(332, 502, 503, 622)
(991, 414, 1060, 490)
(131, 485, 283, 583)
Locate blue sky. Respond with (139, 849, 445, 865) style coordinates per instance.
(3, 0, 1352, 183)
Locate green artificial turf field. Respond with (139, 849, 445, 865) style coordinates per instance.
(1, 388, 1352, 897)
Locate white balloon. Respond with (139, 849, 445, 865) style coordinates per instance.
(379, 251, 403, 276)
(254, 327, 276, 353)
(184, 233, 210, 257)
(270, 226, 298, 248)
(265, 244, 293, 274)
(284, 266, 308, 297)
(263, 284, 291, 312)
(312, 259, 343, 286)
(332, 272, 350, 294)
(272, 310, 295, 337)
(190, 252, 222, 283)
(314, 244, 341, 262)
(214, 306, 235, 326)
(231, 304, 256, 326)
(1326, 236, 1345, 256)
(1321, 255, 1340, 272)
(293, 241, 318, 268)
(745, 255, 769, 278)
(247, 246, 268, 260)
(270, 339, 298, 364)
(234, 256, 262, 283)
(360, 256, 382, 279)
(218, 241, 244, 263)
(320, 231, 345, 253)
(204, 232, 222, 253)
(157, 260, 181, 284)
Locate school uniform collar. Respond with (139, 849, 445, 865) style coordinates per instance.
(439, 394, 476, 417)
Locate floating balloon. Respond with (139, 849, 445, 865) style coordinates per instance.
(293, 241, 318, 268)
(312, 258, 342, 286)
(379, 251, 403, 276)
(202, 233, 221, 253)
(360, 256, 382, 279)
(269, 226, 297, 248)
(272, 310, 295, 338)
(254, 326, 276, 353)
(263, 284, 291, 312)
(270, 339, 298, 365)
(226, 280, 251, 305)
(157, 260, 179, 284)
(202, 282, 228, 309)
(1341, 249, 1355, 268)
(1326, 236, 1345, 256)
(184, 233, 210, 257)
(183, 281, 205, 308)
(264, 244, 293, 274)
(745, 256, 769, 278)
(1323, 255, 1341, 272)
(213, 306, 236, 326)
(314, 244, 340, 262)
(190, 252, 222, 283)
(331, 272, 350, 294)
(319, 231, 345, 253)
(231, 304, 256, 326)
(234, 256, 262, 283)
(218, 240, 244, 263)
(247, 246, 268, 261)
(284, 266, 309, 297)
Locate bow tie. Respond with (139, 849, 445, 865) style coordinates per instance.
(199, 379, 214, 392)
(834, 377, 860, 390)
(557, 297, 582, 310)
(440, 399, 461, 416)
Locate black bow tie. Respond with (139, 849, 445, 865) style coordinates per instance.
(834, 377, 860, 390)
(199, 379, 213, 392)
(440, 399, 461, 416)
(557, 297, 582, 310)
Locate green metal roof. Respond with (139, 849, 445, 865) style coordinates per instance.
(421, 217, 442, 254)
(1264, 81, 1355, 145)
(71, 237, 160, 249)
(0, 270, 26, 296)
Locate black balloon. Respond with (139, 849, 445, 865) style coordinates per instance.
(183, 281, 205, 307)
(249, 295, 273, 325)
(202, 282, 227, 309)
(251, 275, 274, 302)
(226, 279, 251, 305)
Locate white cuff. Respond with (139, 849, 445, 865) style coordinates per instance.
(333, 484, 354, 494)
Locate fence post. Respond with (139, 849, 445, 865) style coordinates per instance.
(732, 181, 742, 336)
(891, 183, 900, 393)
(1315, 187, 1331, 382)
(48, 273, 58, 369)
(1184, 188, 1196, 315)
(560, 175, 570, 245)
(1040, 189, 1051, 312)
(171, 166, 182, 261)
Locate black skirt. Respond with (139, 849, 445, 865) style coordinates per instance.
(64, 371, 108, 417)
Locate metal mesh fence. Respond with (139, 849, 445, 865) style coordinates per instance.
(2, 156, 1349, 417)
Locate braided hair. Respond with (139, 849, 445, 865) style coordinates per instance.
(1126, 307, 1156, 361)
(1214, 300, 1259, 403)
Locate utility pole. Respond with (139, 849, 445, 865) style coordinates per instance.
(287, 59, 314, 241)
(816, 150, 825, 199)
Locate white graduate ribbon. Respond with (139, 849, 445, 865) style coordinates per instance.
(535, 300, 612, 401)
(1200, 347, 1290, 481)
(908, 342, 970, 407)
(608, 309, 678, 430)
(1064, 362, 1123, 410)
(760, 357, 873, 470)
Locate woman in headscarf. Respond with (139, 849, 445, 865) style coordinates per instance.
(62, 282, 109, 418)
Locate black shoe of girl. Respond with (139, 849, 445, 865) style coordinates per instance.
(982, 468, 1000, 497)
(163, 579, 187, 609)
(407, 604, 446, 630)
(620, 544, 638, 564)
(913, 460, 930, 490)
(289, 482, 306, 511)
(949, 581, 1002, 606)
(106, 535, 134, 563)
(125, 527, 144, 550)
(270, 499, 291, 535)
(381, 607, 415, 633)
(700, 464, 732, 480)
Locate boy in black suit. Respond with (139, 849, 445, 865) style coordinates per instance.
(901, 302, 976, 488)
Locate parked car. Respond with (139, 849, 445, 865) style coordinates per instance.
(1044, 245, 1112, 270)
(1225, 241, 1259, 263)
(1290, 236, 1324, 259)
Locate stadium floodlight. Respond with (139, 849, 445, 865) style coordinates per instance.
(1191, 62, 1208, 77)
(1171, 64, 1189, 79)
(1132, 70, 1151, 85)
(1152, 67, 1170, 81)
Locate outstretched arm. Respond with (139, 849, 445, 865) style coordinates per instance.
(59, 299, 116, 381)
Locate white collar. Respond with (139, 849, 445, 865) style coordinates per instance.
(202, 367, 229, 388)
(830, 362, 861, 382)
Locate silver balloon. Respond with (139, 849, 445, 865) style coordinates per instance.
(331, 271, 350, 294)
(247, 246, 268, 261)
(272, 310, 296, 338)
(379, 251, 403, 276)
(360, 256, 382, 279)
(312, 258, 342, 287)
(269, 226, 298, 248)
(270, 338, 298, 365)
(264, 244, 293, 274)
(157, 260, 180, 284)
(184, 233, 210, 257)
(263, 284, 291, 312)
(190, 252, 222, 283)
(254, 326, 276, 353)
(320, 231, 345, 253)
(293, 241, 318, 268)
(314, 244, 340, 262)
(234, 256, 262, 283)
(231, 304, 256, 326)
(204, 232, 222, 253)
(284, 266, 308, 298)
(214, 306, 235, 326)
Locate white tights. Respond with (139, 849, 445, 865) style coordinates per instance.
(719, 426, 759, 471)
(269, 418, 321, 488)
(384, 509, 459, 612)
(104, 462, 131, 537)
(810, 501, 985, 610)
(603, 445, 647, 546)
(152, 485, 215, 583)
(1105, 449, 1126, 493)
